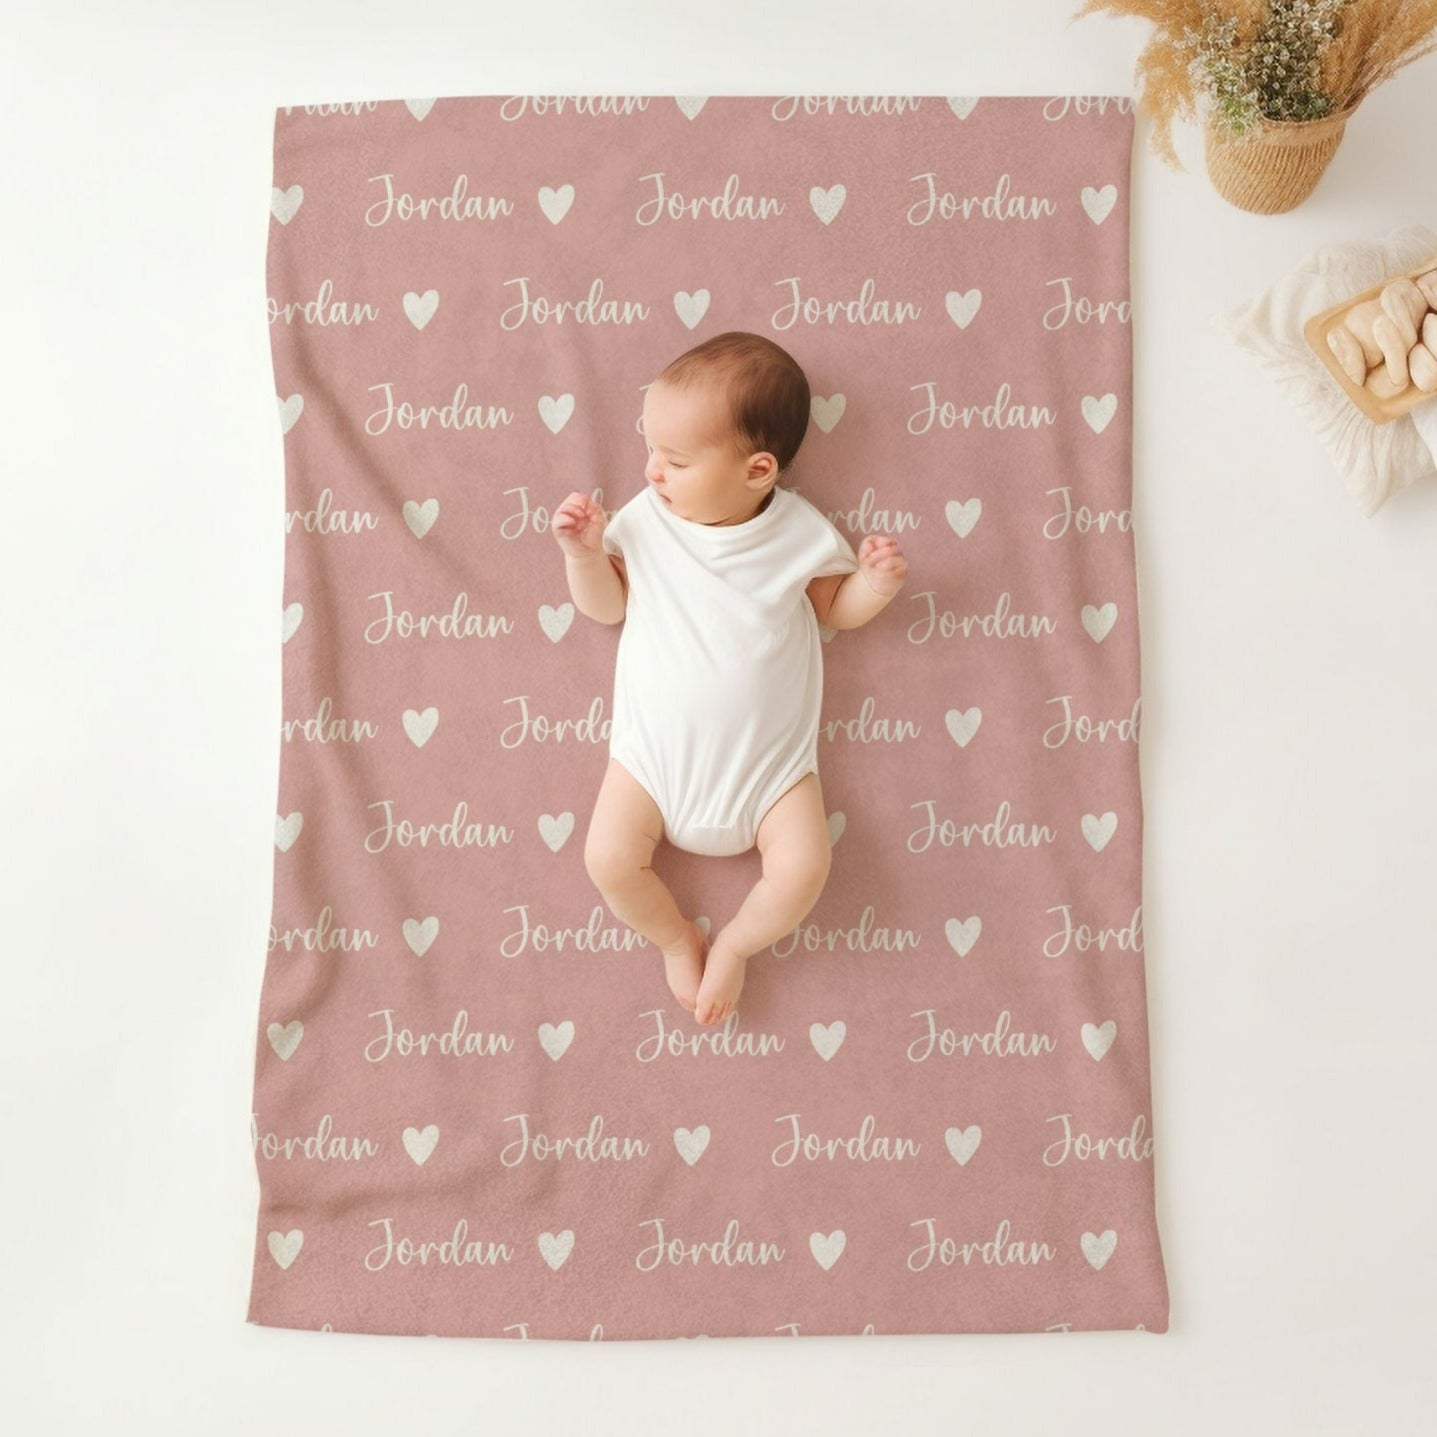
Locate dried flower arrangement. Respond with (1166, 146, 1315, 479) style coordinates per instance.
(1072, 1, 1437, 169)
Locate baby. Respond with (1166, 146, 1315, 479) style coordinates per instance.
(553, 331, 907, 1024)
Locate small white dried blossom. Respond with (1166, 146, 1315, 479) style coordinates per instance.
(1179, 0, 1354, 135)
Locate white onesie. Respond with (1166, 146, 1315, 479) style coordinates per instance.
(601, 483, 860, 856)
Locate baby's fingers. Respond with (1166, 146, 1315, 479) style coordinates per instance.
(555, 496, 600, 529)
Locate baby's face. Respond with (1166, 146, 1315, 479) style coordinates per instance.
(641, 381, 775, 526)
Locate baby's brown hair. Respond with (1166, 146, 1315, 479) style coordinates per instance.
(654, 331, 811, 474)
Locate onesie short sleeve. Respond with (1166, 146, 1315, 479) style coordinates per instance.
(600, 493, 637, 557)
(806, 508, 861, 580)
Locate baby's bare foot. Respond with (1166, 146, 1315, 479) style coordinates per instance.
(694, 940, 747, 1025)
(662, 920, 707, 1012)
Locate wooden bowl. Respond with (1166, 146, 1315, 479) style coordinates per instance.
(1302, 253, 1437, 425)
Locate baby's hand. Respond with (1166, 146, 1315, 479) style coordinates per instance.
(552, 491, 609, 558)
(857, 534, 908, 597)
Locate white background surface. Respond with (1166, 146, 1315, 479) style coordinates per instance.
(5, 1, 1435, 1432)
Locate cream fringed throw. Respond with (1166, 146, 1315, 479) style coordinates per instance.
(1211, 223, 1437, 516)
(248, 93, 1169, 1340)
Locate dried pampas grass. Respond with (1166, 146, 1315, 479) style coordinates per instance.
(1073, 1, 1437, 169)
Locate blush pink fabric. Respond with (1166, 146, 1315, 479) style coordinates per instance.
(249, 93, 1169, 1340)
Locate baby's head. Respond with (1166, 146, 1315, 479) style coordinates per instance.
(641, 331, 810, 526)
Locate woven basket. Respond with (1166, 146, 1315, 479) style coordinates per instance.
(1203, 103, 1358, 214)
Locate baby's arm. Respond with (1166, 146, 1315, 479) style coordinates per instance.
(809, 534, 908, 630)
(553, 491, 627, 625)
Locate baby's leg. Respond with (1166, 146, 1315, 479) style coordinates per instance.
(694, 772, 833, 1025)
(584, 759, 707, 1011)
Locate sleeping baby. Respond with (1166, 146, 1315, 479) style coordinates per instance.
(552, 331, 907, 1025)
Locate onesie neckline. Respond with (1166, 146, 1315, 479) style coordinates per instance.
(646, 482, 788, 541)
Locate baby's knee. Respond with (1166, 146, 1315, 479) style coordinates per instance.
(583, 830, 617, 890)
(584, 828, 639, 894)
(769, 840, 832, 899)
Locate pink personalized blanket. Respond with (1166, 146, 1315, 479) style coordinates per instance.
(249, 93, 1169, 1340)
